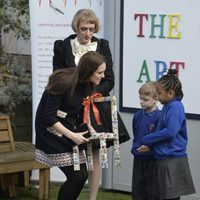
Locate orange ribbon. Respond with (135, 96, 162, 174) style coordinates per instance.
(82, 93, 102, 125)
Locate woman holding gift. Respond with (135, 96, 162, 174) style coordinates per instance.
(35, 51, 106, 200)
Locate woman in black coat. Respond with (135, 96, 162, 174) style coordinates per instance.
(35, 51, 106, 200)
(52, 9, 114, 200)
(53, 15, 114, 96)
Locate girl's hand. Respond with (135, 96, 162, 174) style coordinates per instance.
(71, 131, 90, 145)
(137, 145, 150, 153)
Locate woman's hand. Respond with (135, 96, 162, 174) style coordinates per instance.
(137, 145, 150, 153)
(70, 131, 90, 145)
(52, 122, 90, 145)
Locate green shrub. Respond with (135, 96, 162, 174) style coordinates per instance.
(0, 51, 32, 118)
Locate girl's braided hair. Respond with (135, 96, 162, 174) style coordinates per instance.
(157, 69, 184, 100)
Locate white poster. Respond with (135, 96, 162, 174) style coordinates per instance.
(29, 0, 104, 181)
(120, 0, 200, 119)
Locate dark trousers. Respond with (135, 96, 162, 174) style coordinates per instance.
(132, 157, 155, 200)
(57, 164, 88, 200)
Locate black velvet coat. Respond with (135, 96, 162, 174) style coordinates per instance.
(35, 83, 90, 154)
(53, 34, 114, 96)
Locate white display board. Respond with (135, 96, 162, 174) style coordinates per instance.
(120, 0, 200, 119)
(29, 0, 104, 182)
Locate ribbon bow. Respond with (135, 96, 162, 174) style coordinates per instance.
(82, 93, 102, 125)
(73, 42, 97, 54)
(71, 38, 97, 65)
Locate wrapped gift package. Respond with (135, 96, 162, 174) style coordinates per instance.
(73, 95, 121, 171)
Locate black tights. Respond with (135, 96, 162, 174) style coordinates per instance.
(57, 164, 88, 200)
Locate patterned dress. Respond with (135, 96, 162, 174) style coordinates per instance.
(35, 83, 90, 167)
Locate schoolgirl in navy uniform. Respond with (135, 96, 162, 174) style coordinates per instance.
(140, 69, 196, 200)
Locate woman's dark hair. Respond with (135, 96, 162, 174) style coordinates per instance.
(46, 51, 106, 96)
(157, 68, 184, 100)
(45, 68, 75, 95)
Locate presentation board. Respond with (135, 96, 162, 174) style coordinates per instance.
(120, 0, 200, 119)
